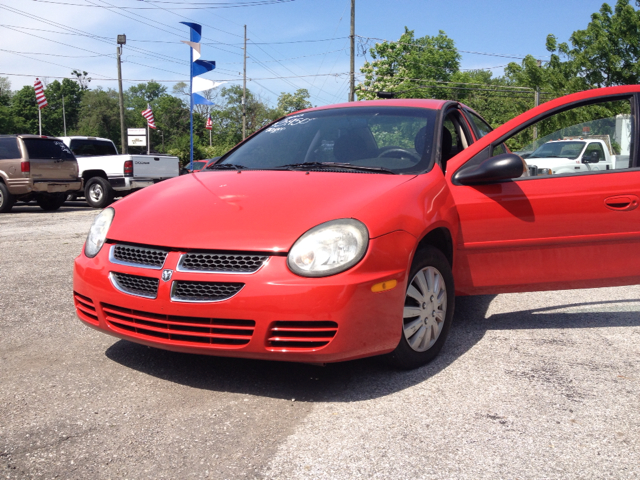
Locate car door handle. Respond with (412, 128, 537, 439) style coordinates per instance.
(604, 195, 639, 211)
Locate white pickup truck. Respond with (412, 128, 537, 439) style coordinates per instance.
(59, 136, 180, 208)
(524, 137, 629, 176)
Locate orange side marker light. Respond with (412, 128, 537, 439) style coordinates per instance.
(371, 279, 398, 293)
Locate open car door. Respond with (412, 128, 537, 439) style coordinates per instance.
(448, 85, 640, 295)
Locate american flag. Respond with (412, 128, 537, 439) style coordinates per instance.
(33, 78, 48, 109)
(206, 114, 212, 130)
(141, 104, 156, 129)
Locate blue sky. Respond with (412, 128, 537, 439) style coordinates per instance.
(0, 0, 615, 106)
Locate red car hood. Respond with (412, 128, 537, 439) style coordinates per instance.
(107, 170, 416, 251)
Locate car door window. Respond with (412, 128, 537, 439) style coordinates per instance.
(441, 110, 473, 172)
(465, 110, 492, 138)
(464, 109, 507, 156)
(505, 98, 634, 177)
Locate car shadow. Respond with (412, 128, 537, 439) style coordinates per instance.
(104, 295, 640, 402)
(9, 202, 93, 213)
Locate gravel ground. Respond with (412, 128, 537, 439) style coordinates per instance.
(1, 203, 639, 479)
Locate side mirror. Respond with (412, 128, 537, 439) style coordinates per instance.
(454, 153, 526, 185)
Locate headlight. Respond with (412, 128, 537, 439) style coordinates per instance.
(84, 208, 115, 258)
(287, 219, 369, 277)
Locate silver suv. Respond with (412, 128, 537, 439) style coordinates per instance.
(0, 135, 82, 213)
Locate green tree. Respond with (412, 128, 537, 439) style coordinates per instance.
(356, 28, 460, 100)
(506, 0, 640, 95)
(74, 88, 122, 147)
(71, 70, 92, 91)
(0, 77, 16, 134)
(125, 81, 168, 113)
(276, 88, 312, 115)
(10, 85, 39, 135)
(40, 79, 84, 136)
(450, 70, 535, 129)
(212, 85, 277, 146)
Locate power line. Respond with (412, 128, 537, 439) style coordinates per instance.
(29, 0, 295, 8)
(248, 40, 337, 105)
(0, 48, 110, 58)
(356, 35, 550, 61)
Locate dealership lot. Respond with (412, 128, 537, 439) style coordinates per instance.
(1, 204, 639, 479)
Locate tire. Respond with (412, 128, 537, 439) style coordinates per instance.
(0, 182, 14, 213)
(85, 177, 114, 209)
(387, 246, 455, 369)
(36, 193, 66, 212)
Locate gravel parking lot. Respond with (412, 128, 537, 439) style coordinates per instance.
(1, 203, 639, 479)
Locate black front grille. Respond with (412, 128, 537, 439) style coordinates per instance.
(111, 272, 159, 298)
(171, 281, 244, 302)
(179, 252, 269, 273)
(112, 244, 168, 268)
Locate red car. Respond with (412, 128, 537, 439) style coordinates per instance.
(74, 86, 640, 369)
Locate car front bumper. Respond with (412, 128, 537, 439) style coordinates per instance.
(73, 231, 416, 363)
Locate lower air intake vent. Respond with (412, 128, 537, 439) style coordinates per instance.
(74, 292, 98, 325)
(267, 321, 339, 350)
(171, 281, 244, 302)
(102, 303, 255, 347)
(110, 272, 159, 299)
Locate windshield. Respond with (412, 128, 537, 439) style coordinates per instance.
(528, 141, 586, 160)
(192, 161, 207, 170)
(214, 106, 437, 174)
(23, 139, 75, 160)
(69, 139, 118, 156)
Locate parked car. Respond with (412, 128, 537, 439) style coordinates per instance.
(59, 136, 180, 208)
(73, 85, 640, 369)
(182, 158, 221, 174)
(0, 135, 82, 213)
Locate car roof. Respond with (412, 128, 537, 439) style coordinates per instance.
(298, 98, 449, 114)
(59, 136, 114, 142)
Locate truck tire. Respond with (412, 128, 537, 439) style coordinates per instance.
(0, 182, 15, 213)
(36, 193, 66, 212)
(85, 177, 114, 209)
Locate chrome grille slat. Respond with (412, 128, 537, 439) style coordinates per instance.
(171, 280, 244, 302)
(110, 272, 159, 299)
(110, 244, 169, 269)
(178, 252, 269, 274)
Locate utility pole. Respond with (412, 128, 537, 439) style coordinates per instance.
(532, 59, 542, 143)
(243, 25, 247, 140)
(62, 95, 67, 136)
(117, 34, 127, 154)
(349, 0, 355, 102)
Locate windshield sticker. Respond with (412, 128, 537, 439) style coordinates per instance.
(266, 114, 315, 133)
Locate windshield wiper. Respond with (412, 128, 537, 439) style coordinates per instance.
(276, 162, 395, 174)
(206, 163, 247, 170)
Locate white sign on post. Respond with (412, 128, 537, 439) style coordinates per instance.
(128, 135, 147, 147)
(127, 128, 146, 135)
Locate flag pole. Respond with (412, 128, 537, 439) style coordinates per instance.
(189, 41, 194, 171)
(147, 121, 150, 155)
(38, 108, 42, 136)
(209, 128, 212, 147)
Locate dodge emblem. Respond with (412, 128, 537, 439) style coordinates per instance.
(162, 269, 173, 282)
